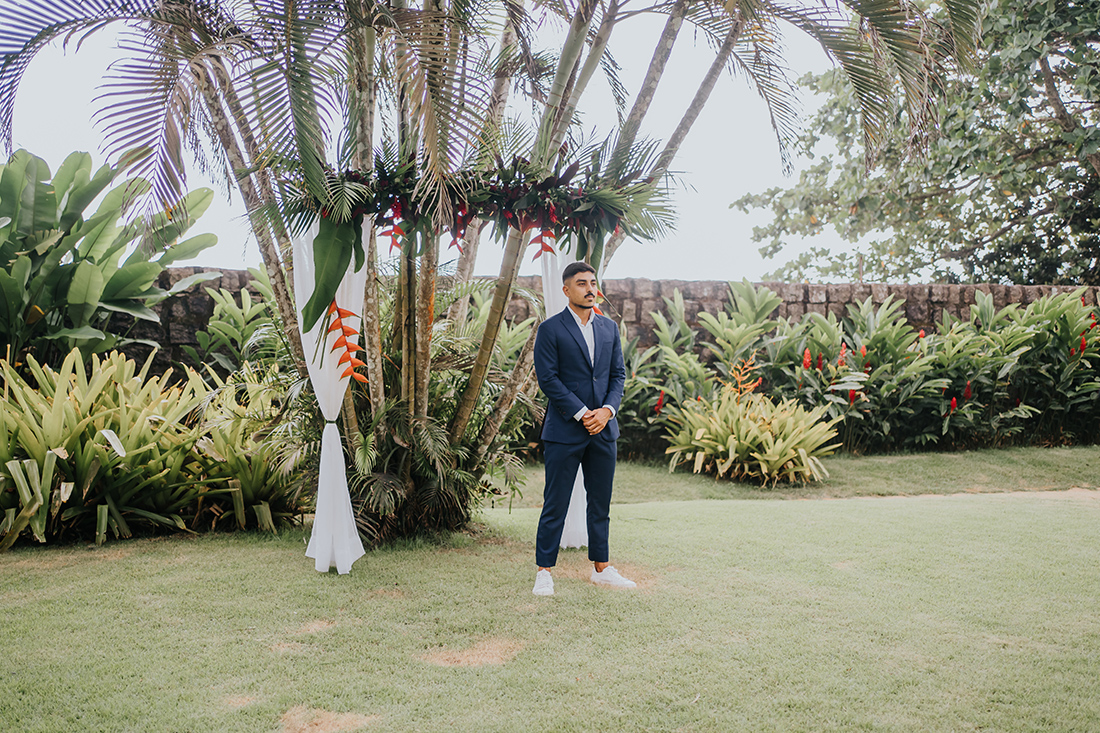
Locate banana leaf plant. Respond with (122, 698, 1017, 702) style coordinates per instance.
(0, 149, 219, 367)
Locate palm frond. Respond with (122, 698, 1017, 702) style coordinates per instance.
(0, 0, 161, 152)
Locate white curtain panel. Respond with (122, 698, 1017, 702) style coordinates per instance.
(293, 221, 368, 574)
(540, 249, 588, 549)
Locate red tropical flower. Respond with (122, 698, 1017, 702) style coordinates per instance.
(950, 396, 957, 413)
(654, 390, 665, 415)
(860, 344, 867, 358)
(803, 348, 812, 370)
(1082, 334, 1088, 352)
(816, 353, 823, 370)
(963, 380, 972, 400)
(849, 389, 857, 405)
(838, 342, 847, 367)
(919, 329, 926, 339)
(327, 300, 368, 384)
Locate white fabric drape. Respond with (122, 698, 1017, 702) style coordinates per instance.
(294, 221, 368, 574)
(540, 249, 588, 549)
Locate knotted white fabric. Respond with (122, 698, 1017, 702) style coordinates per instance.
(540, 249, 589, 549)
(293, 221, 368, 574)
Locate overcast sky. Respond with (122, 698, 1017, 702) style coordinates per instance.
(9, 12, 844, 283)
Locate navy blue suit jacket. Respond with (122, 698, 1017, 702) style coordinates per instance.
(534, 308, 626, 444)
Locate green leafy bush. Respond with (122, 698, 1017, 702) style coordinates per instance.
(627, 283, 1100, 456)
(0, 349, 212, 546)
(663, 372, 840, 485)
(0, 349, 310, 549)
(183, 267, 275, 373)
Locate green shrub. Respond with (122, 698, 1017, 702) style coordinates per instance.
(625, 283, 1100, 456)
(663, 375, 841, 486)
(0, 349, 213, 547)
(0, 349, 311, 549)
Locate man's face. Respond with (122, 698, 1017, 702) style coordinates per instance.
(563, 270, 599, 310)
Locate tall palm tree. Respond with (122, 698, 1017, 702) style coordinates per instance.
(447, 0, 983, 444)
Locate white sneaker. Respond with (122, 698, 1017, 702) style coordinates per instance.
(590, 566, 637, 588)
(532, 569, 554, 596)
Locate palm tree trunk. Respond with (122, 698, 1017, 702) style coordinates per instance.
(349, 13, 384, 444)
(447, 7, 523, 325)
(446, 218, 483, 325)
(550, 0, 621, 151)
(195, 65, 307, 379)
(652, 22, 743, 177)
(451, 0, 600, 444)
(605, 19, 743, 270)
(414, 232, 438, 420)
(610, 0, 687, 161)
(473, 318, 539, 469)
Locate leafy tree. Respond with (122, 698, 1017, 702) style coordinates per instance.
(733, 0, 1100, 284)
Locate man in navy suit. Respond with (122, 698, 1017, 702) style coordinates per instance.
(531, 261, 636, 596)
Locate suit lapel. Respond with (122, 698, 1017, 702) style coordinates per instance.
(591, 314, 602, 369)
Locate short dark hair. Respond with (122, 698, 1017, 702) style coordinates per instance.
(562, 261, 596, 283)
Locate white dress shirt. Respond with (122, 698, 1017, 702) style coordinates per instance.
(565, 306, 617, 422)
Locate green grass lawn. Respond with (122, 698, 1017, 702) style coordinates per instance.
(4, 448, 1100, 732)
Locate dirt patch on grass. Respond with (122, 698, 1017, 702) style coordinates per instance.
(368, 587, 405, 599)
(271, 641, 314, 654)
(3, 544, 137, 571)
(420, 637, 524, 667)
(295, 619, 336, 635)
(280, 706, 377, 732)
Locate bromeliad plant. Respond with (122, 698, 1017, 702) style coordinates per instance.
(0, 349, 213, 547)
(663, 359, 841, 486)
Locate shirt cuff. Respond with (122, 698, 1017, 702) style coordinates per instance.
(601, 405, 616, 419)
(573, 406, 588, 421)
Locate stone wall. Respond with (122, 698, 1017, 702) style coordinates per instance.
(508, 277, 1097, 346)
(121, 267, 256, 373)
(142, 270, 1098, 364)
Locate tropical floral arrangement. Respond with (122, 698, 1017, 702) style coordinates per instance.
(292, 147, 670, 332)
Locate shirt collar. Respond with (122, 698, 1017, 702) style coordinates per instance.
(565, 305, 595, 329)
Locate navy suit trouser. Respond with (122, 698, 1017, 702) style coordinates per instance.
(536, 436, 617, 568)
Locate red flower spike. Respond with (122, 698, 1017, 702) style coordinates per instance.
(860, 345, 867, 358)
(919, 329, 926, 339)
(864, 362, 872, 374)
(950, 396, 957, 413)
(838, 342, 847, 367)
(1082, 335, 1088, 352)
(350, 371, 368, 384)
(1071, 347, 1077, 357)
(327, 301, 338, 316)
(338, 352, 353, 365)
(964, 381, 972, 400)
(803, 348, 812, 370)
(654, 390, 666, 415)
(816, 353, 823, 371)
(341, 366, 356, 379)
(333, 335, 348, 350)
(849, 389, 857, 405)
